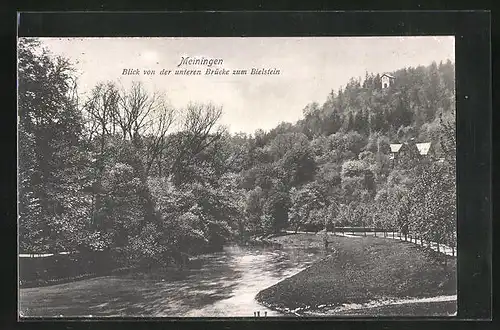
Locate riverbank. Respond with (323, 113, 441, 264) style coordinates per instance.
(255, 233, 456, 316)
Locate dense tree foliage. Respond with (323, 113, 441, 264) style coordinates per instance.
(18, 39, 456, 269)
(18, 38, 92, 253)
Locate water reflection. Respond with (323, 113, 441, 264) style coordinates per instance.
(20, 245, 325, 317)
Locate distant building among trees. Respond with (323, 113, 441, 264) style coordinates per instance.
(389, 140, 437, 166)
(381, 73, 395, 89)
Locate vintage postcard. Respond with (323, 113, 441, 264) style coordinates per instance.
(18, 36, 457, 318)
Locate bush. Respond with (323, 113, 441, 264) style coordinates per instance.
(19, 251, 117, 288)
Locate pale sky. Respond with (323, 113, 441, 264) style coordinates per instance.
(37, 37, 454, 134)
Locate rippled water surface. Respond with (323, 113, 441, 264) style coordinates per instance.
(20, 245, 325, 317)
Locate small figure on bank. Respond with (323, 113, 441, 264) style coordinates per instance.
(323, 230, 329, 251)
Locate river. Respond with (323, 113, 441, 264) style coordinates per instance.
(20, 244, 325, 318)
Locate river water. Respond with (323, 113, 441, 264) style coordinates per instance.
(20, 244, 325, 318)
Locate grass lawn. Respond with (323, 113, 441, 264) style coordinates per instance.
(255, 233, 456, 315)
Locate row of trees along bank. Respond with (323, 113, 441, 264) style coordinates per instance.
(18, 38, 456, 271)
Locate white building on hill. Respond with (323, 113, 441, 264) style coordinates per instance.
(381, 73, 395, 89)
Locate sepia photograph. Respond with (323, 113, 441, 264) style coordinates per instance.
(18, 36, 457, 318)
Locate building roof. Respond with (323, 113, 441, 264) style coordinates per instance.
(381, 73, 395, 79)
(390, 142, 432, 155)
(390, 144, 403, 153)
(416, 142, 431, 155)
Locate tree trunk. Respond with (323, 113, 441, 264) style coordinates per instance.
(90, 192, 95, 226)
(157, 158, 162, 177)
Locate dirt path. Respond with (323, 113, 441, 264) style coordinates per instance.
(301, 294, 457, 316)
(285, 230, 456, 257)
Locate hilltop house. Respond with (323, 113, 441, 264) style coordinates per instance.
(381, 73, 395, 89)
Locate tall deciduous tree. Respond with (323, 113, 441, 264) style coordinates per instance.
(18, 38, 91, 253)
